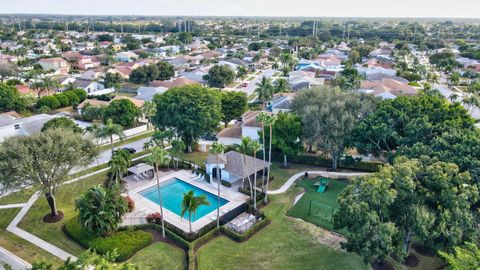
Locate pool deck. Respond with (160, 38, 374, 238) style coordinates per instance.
(122, 170, 249, 233)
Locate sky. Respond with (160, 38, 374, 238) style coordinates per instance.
(0, 0, 479, 18)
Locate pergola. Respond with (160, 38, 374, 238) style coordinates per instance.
(127, 163, 154, 181)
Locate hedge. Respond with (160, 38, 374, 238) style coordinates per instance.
(64, 217, 153, 261)
(265, 152, 383, 172)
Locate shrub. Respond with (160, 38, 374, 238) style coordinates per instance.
(124, 196, 135, 212)
(145, 212, 162, 224)
(55, 93, 69, 107)
(64, 217, 153, 261)
(37, 95, 60, 109)
(221, 180, 232, 187)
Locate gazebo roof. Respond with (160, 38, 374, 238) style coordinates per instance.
(127, 163, 154, 175)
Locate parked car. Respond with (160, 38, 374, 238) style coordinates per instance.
(201, 133, 218, 141)
(122, 147, 137, 154)
(242, 82, 248, 87)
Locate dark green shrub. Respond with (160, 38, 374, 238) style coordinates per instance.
(64, 217, 152, 261)
(37, 95, 60, 109)
(221, 180, 232, 187)
(55, 93, 69, 107)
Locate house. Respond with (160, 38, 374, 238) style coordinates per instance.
(115, 51, 138, 62)
(149, 77, 199, 89)
(359, 78, 418, 99)
(179, 66, 211, 84)
(288, 71, 325, 91)
(73, 79, 114, 96)
(134, 86, 169, 101)
(107, 66, 133, 79)
(267, 93, 295, 114)
(205, 151, 271, 190)
(38, 57, 69, 73)
(81, 68, 106, 81)
(217, 111, 263, 145)
(77, 99, 110, 114)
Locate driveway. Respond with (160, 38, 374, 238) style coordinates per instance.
(237, 69, 275, 96)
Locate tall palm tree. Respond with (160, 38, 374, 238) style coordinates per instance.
(95, 119, 125, 154)
(210, 142, 226, 228)
(145, 147, 170, 238)
(255, 76, 273, 109)
(142, 101, 157, 129)
(181, 191, 210, 233)
(250, 140, 261, 211)
(170, 139, 186, 168)
(264, 114, 276, 204)
(29, 80, 44, 98)
(42, 77, 60, 96)
(257, 112, 268, 195)
(235, 137, 254, 205)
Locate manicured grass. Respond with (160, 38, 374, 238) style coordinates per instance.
(196, 187, 367, 270)
(268, 161, 331, 190)
(0, 231, 64, 268)
(0, 208, 20, 230)
(0, 188, 35, 205)
(176, 151, 209, 166)
(17, 172, 109, 257)
(288, 177, 348, 233)
(129, 242, 187, 270)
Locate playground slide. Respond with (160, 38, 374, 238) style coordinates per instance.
(317, 185, 326, 193)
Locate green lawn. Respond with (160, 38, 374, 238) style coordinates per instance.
(288, 177, 348, 233)
(0, 188, 35, 205)
(17, 172, 109, 257)
(268, 161, 332, 190)
(196, 188, 368, 270)
(0, 208, 20, 230)
(98, 130, 154, 152)
(129, 242, 186, 270)
(175, 151, 209, 166)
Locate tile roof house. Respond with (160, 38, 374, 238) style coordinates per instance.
(149, 77, 199, 89)
(205, 151, 271, 189)
(38, 57, 69, 73)
(359, 78, 418, 99)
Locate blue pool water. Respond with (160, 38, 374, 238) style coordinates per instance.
(139, 178, 229, 222)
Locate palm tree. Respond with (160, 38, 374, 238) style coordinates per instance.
(108, 150, 131, 186)
(280, 53, 291, 67)
(264, 114, 276, 204)
(29, 80, 44, 98)
(210, 142, 226, 229)
(255, 76, 273, 109)
(250, 140, 261, 211)
(281, 66, 291, 77)
(145, 147, 170, 238)
(274, 78, 289, 93)
(272, 62, 279, 70)
(142, 101, 157, 129)
(170, 139, 186, 168)
(257, 112, 268, 196)
(95, 119, 125, 154)
(64, 82, 77, 91)
(42, 77, 60, 96)
(181, 191, 210, 233)
(75, 185, 127, 237)
(235, 137, 254, 205)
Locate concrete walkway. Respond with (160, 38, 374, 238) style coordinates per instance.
(267, 171, 371, 195)
(6, 191, 77, 262)
(0, 246, 31, 270)
(0, 203, 26, 209)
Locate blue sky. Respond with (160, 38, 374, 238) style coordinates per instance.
(0, 0, 479, 18)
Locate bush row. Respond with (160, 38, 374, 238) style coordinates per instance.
(37, 89, 87, 111)
(63, 217, 153, 261)
(266, 152, 383, 172)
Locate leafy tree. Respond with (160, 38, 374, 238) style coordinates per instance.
(75, 185, 127, 237)
(209, 142, 226, 229)
(350, 93, 474, 161)
(95, 119, 125, 154)
(0, 63, 17, 82)
(177, 32, 193, 44)
(220, 91, 247, 127)
(335, 63, 362, 91)
(274, 78, 290, 93)
(271, 112, 303, 168)
(448, 72, 461, 86)
(204, 65, 235, 88)
(103, 72, 123, 90)
(142, 100, 157, 129)
(0, 128, 97, 218)
(334, 157, 479, 263)
(156, 61, 175, 81)
(181, 190, 210, 233)
(439, 242, 480, 270)
(82, 104, 106, 123)
(153, 85, 222, 152)
(37, 95, 60, 110)
(103, 99, 141, 128)
(60, 250, 140, 269)
(236, 66, 248, 82)
(41, 117, 82, 133)
(292, 87, 374, 170)
(0, 83, 27, 112)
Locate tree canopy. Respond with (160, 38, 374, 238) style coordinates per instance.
(0, 83, 27, 112)
(153, 85, 222, 151)
(41, 117, 82, 133)
(204, 65, 235, 88)
(220, 91, 247, 127)
(103, 98, 141, 128)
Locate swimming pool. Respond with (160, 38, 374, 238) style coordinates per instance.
(139, 178, 229, 222)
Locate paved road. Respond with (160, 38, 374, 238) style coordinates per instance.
(237, 69, 275, 96)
